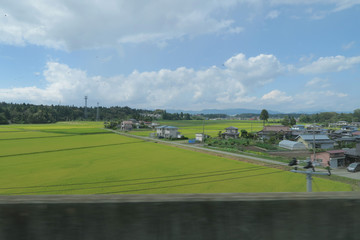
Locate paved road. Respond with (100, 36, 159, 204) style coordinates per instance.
(106, 129, 360, 181)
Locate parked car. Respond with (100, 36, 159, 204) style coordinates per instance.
(347, 162, 360, 172)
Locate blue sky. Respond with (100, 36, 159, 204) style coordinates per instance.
(0, 0, 359, 113)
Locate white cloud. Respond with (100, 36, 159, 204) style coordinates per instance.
(0, 0, 240, 50)
(0, 53, 285, 109)
(299, 55, 360, 74)
(266, 10, 280, 19)
(269, 0, 360, 11)
(342, 41, 356, 50)
(1, 0, 359, 50)
(261, 90, 293, 103)
(305, 77, 330, 88)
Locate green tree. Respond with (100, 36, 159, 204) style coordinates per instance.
(0, 113, 8, 124)
(353, 109, 360, 122)
(260, 109, 269, 126)
(240, 129, 248, 138)
(290, 116, 296, 126)
(281, 116, 290, 126)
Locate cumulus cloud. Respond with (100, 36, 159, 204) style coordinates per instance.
(299, 55, 360, 74)
(261, 90, 293, 103)
(305, 77, 330, 88)
(0, 53, 286, 109)
(0, 0, 241, 50)
(1, 1, 358, 50)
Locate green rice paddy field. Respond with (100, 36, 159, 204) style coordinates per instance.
(0, 122, 352, 194)
(131, 120, 273, 138)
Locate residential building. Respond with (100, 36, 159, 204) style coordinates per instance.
(296, 134, 334, 149)
(257, 125, 291, 140)
(156, 126, 180, 139)
(121, 121, 133, 131)
(221, 126, 239, 139)
(311, 150, 345, 169)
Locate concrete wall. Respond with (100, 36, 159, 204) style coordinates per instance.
(1, 192, 360, 240)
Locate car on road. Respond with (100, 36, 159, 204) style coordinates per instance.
(347, 162, 360, 172)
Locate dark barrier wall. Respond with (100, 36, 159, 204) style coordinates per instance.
(0, 192, 359, 240)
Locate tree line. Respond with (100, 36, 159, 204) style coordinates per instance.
(0, 102, 155, 124)
(1, 102, 359, 125)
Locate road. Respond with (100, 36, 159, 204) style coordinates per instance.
(106, 129, 360, 181)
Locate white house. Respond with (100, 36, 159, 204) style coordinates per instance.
(156, 126, 180, 139)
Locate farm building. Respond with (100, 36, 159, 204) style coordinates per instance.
(296, 135, 334, 150)
(278, 140, 306, 150)
(310, 150, 345, 169)
(221, 126, 239, 139)
(156, 126, 181, 139)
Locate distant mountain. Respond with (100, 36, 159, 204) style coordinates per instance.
(166, 108, 281, 115)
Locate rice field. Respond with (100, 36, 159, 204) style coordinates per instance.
(131, 119, 268, 138)
(0, 122, 352, 194)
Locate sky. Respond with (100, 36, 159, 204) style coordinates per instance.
(0, 0, 359, 113)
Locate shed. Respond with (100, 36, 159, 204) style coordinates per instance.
(279, 140, 306, 150)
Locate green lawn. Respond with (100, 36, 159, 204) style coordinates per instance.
(0, 122, 352, 194)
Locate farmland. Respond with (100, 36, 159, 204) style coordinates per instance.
(131, 119, 268, 138)
(0, 122, 352, 194)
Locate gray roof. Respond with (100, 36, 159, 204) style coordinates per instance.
(226, 126, 238, 130)
(155, 125, 178, 129)
(298, 135, 330, 141)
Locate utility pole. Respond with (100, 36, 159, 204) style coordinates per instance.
(289, 158, 331, 192)
(312, 121, 316, 163)
(96, 102, 100, 121)
(290, 169, 330, 192)
(84, 96, 88, 119)
(202, 118, 205, 142)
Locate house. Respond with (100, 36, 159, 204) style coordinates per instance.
(310, 150, 345, 168)
(121, 121, 133, 131)
(291, 125, 305, 131)
(257, 125, 291, 139)
(221, 126, 239, 139)
(344, 137, 360, 164)
(151, 122, 160, 129)
(278, 140, 306, 150)
(341, 126, 358, 132)
(195, 133, 206, 142)
(156, 126, 181, 139)
(296, 134, 334, 149)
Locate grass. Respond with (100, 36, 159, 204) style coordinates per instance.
(0, 121, 352, 194)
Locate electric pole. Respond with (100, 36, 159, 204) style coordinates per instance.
(84, 96, 88, 119)
(96, 102, 100, 121)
